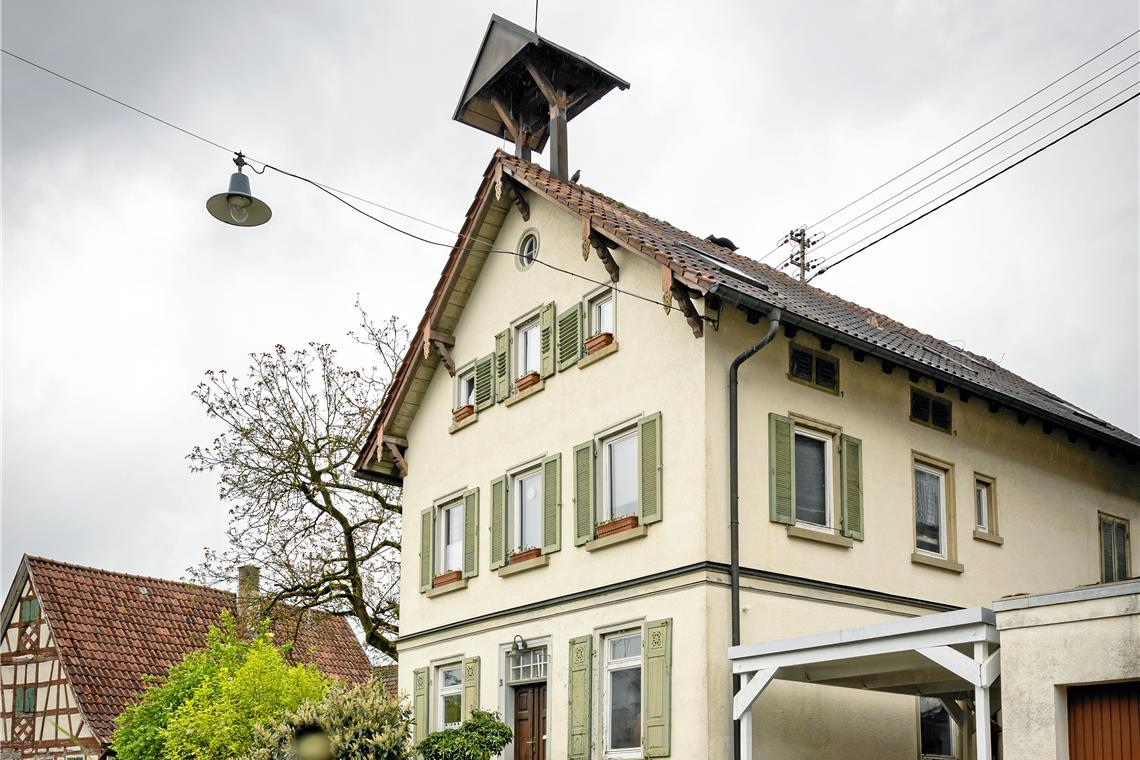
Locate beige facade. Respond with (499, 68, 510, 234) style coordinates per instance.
(383, 178, 1140, 759)
(994, 580, 1140, 759)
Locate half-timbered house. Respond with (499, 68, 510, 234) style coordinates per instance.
(1, 556, 373, 760)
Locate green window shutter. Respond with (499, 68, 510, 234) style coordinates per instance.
(573, 441, 595, 545)
(643, 618, 672, 757)
(413, 667, 429, 743)
(20, 599, 39, 622)
(568, 635, 593, 760)
(461, 656, 480, 719)
(474, 353, 495, 410)
(557, 302, 583, 370)
(494, 330, 511, 402)
(768, 413, 795, 525)
(540, 301, 557, 378)
(17, 686, 36, 713)
(420, 508, 434, 592)
(463, 488, 480, 578)
(840, 434, 864, 540)
(542, 454, 562, 554)
(638, 412, 663, 525)
(490, 476, 507, 569)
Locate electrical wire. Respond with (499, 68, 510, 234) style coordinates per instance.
(806, 58, 1139, 256)
(810, 82, 1138, 272)
(807, 91, 1139, 281)
(800, 28, 1140, 233)
(1, 47, 678, 315)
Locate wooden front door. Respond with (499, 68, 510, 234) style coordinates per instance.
(514, 683, 547, 760)
(1068, 681, 1140, 760)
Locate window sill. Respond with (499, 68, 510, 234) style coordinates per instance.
(425, 578, 468, 597)
(448, 412, 478, 434)
(495, 554, 549, 576)
(503, 379, 545, 407)
(584, 524, 647, 552)
(787, 525, 853, 548)
(579, 340, 619, 369)
(910, 552, 964, 574)
(972, 529, 1004, 545)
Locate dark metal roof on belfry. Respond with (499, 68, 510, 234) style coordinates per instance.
(453, 14, 630, 152)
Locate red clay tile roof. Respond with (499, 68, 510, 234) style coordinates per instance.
(357, 150, 1138, 476)
(20, 556, 373, 743)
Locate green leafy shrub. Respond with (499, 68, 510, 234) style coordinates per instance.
(416, 710, 513, 760)
(113, 614, 328, 760)
(244, 678, 413, 760)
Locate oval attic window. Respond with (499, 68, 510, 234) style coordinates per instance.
(517, 231, 539, 270)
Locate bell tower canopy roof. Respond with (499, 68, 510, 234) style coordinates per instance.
(453, 14, 630, 153)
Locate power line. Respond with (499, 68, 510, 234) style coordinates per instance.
(805, 58, 1139, 257)
(800, 28, 1140, 233)
(807, 91, 1139, 281)
(810, 82, 1138, 272)
(0, 47, 673, 314)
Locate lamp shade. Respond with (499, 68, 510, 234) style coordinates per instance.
(207, 171, 272, 227)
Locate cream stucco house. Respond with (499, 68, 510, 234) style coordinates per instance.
(353, 16, 1140, 760)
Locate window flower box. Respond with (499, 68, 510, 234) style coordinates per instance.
(432, 570, 463, 588)
(595, 514, 638, 539)
(515, 371, 541, 392)
(508, 547, 542, 565)
(585, 331, 614, 355)
(452, 404, 475, 423)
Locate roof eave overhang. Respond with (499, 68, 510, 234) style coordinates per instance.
(709, 282, 1140, 458)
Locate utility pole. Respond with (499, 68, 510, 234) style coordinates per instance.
(779, 226, 826, 282)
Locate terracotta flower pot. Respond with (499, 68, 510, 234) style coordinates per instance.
(595, 514, 638, 538)
(585, 332, 614, 354)
(452, 404, 475, 423)
(508, 547, 542, 565)
(515, 371, 541, 392)
(432, 569, 462, 588)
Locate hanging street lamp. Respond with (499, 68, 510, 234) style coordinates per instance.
(206, 152, 272, 227)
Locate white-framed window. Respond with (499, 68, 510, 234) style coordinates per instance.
(456, 367, 476, 409)
(507, 646, 549, 685)
(511, 467, 543, 552)
(437, 662, 464, 730)
(793, 427, 832, 528)
(603, 630, 642, 756)
(589, 290, 615, 337)
(918, 696, 956, 759)
(517, 230, 539, 270)
(516, 317, 541, 378)
(974, 479, 991, 533)
(915, 462, 948, 557)
(437, 499, 464, 574)
(597, 426, 639, 523)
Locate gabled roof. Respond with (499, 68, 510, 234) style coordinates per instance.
(354, 151, 1139, 482)
(2, 556, 374, 744)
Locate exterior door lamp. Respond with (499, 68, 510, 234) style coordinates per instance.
(206, 152, 272, 227)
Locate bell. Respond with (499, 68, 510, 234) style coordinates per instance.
(206, 168, 272, 227)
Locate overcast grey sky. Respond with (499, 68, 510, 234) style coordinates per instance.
(3, 1, 1137, 587)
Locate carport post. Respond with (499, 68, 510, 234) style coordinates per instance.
(739, 672, 753, 760)
(974, 642, 992, 760)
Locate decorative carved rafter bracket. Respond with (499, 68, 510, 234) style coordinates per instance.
(661, 264, 704, 338)
(383, 435, 409, 478)
(588, 231, 620, 283)
(421, 328, 456, 376)
(502, 176, 530, 221)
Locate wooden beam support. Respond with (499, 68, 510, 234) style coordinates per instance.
(670, 281, 704, 338)
(421, 328, 457, 376)
(384, 440, 408, 478)
(488, 96, 519, 141)
(661, 265, 673, 314)
(523, 59, 568, 109)
(501, 176, 530, 221)
(589, 231, 620, 282)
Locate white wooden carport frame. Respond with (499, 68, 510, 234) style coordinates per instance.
(729, 608, 1000, 760)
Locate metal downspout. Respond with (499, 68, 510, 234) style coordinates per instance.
(729, 307, 781, 760)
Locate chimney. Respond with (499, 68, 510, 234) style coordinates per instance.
(453, 15, 629, 181)
(237, 564, 261, 634)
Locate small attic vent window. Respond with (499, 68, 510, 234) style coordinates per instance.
(788, 345, 839, 394)
(911, 389, 951, 433)
(517, 230, 539, 270)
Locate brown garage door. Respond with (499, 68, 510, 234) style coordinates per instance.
(1068, 681, 1140, 760)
